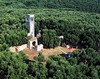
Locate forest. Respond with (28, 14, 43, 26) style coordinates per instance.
(0, 0, 100, 79)
(0, 0, 100, 13)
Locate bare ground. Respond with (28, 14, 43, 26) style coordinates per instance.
(23, 46, 77, 60)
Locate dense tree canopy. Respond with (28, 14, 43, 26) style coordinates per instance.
(0, 48, 99, 79)
(0, 0, 100, 78)
(0, 0, 100, 13)
(0, 8, 100, 51)
(42, 29, 60, 48)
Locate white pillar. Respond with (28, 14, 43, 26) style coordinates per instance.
(26, 14, 35, 37)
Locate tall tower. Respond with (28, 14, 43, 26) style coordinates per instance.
(26, 14, 43, 51)
(26, 14, 35, 37)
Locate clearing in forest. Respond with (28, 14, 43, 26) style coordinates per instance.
(23, 46, 77, 60)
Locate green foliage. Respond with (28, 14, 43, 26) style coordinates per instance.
(0, 48, 99, 79)
(0, 8, 100, 51)
(68, 48, 100, 79)
(28, 61, 47, 79)
(42, 29, 60, 48)
(0, 43, 8, 51)
(71, 48, 100, 66)
(46, 55, 75, 79)
(0, 51, 28, 79)
(34, 52, 45, 62)
(0, 0, 100, 78)
(0, 0, 100, 13)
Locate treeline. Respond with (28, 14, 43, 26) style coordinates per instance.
(0, 12, 28, 49)
(0, 8, 100, 51)
(0, 48, 100, 79)
(0, 0, 100, 13)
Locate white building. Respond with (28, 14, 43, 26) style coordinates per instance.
(26, 14, 43, 51)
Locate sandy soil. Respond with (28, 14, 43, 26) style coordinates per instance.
(23, 46, 77, 60)
(41, 46, 69, 59)
(23, 48, 38, 60)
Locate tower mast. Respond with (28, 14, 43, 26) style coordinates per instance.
(26, 14, 35, 37)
